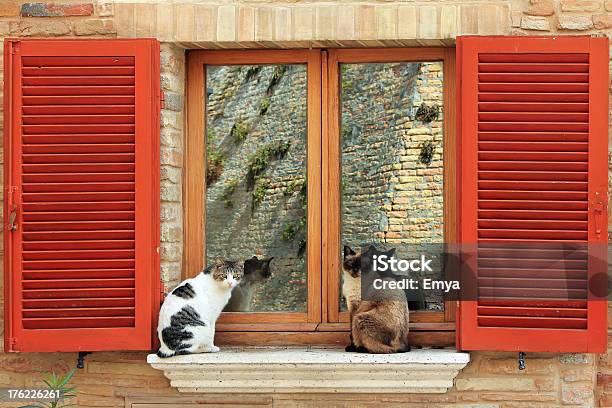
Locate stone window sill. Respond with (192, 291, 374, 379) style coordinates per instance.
(147, 347, 469, 393)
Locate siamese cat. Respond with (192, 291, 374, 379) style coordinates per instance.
(157, 259, 243, 357)
(342, 245, 411, 354)
(224, 256, 274, 312)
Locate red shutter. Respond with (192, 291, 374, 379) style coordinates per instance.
(3, 39, 160, 352)
(457, 36, 608, 353)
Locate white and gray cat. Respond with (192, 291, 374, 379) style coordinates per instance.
(156, 259, 243, 358)
(224, 256, 273, 312)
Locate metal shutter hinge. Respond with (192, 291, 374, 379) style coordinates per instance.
(160, 90, 165, 109)
(8, 337, 17, 351)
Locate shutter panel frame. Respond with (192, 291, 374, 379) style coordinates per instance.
(3, 39, 160, 352)
(457, 36, 608, 353)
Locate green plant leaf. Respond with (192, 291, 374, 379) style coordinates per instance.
(58, 368, 76, 388)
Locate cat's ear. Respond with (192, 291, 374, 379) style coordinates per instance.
(214, 257, 224, 266)
(265, 257, 274, 265)
(251, 256, 258, 260)
(343, 246, 355, 259)
(385, 247, 396, 256)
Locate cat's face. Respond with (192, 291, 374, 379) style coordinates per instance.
(244, 256, 274, 281)
(343, 245, 395, 278)
(343, 246, 361, 278)
(211, 260, 244, 289)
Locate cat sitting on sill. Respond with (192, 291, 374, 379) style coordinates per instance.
(156, 259, 243, 358)
(342, 245, 411, 354)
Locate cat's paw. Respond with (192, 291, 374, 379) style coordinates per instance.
(203, 345, 220, 353)
(355, 346, 369, 353)
(345, 344, 357, 352)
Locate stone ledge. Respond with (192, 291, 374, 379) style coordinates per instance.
(147, 347, 469, 393)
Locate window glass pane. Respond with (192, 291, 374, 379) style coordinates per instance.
(340, 62, 444, 312)
(205, 64, 308, 313)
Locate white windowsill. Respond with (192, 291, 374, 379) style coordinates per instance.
(147, 347, 470, 393)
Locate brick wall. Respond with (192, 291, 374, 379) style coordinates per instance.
(0, 0, 611, 407)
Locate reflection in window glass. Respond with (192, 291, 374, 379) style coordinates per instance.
(205, 64, 307, 312)
(340, 62, 444, 311)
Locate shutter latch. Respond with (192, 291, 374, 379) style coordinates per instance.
(8, 205, 17, 231)
(593, 191, 604, 237)
(518, 351, 526, 370)
(7, 186, 18, 232)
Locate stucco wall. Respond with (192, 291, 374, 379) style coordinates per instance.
(0, 0, 611, 407)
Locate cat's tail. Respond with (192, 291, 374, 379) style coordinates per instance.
(156, 349, 175, 358)
(396, 344, 412, 353)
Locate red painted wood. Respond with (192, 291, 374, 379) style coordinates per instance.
(4, 39, 160, 352)
(457, 36, 608, 353)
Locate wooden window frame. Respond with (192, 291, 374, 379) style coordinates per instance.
(184, 48, 456, 347)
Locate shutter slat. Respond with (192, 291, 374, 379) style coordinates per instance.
(23, 115, 136, 124)
(23, 211, 135, 221)
(478, 151, 587, 161)
(479, 93, 589, 102)
(23, 317, 135, 329)
(23, 163, 135, 173)
(23, 95, 135, 105)
(23, 297, 136, 309)
(23, 76, 135, 86)
(478, 229, 588, 240)
(479, 142, 588, 152)
(23, 134, 135, 144)
(478, 73, 589, 82)
(478, 287, 587, 299)
(478, 63, 589, 73)
(23, 250, 135, 260)
(23, 182, 136, 192)
(23, 144, 135, 154)
(478, 210, 587, 220)
(478, 171, 587, 181)
(23, 86, 136, 96)
(23, 173, 135, 183)
(479, 191, 587, 200)
(479, 161, 587, 171)
(23, 307, 135, 318)
(478, 219, 587, 230)
(478, 268, 587, 279)
(22, 56, 135, 66)
(23, 260, 135, 270)
(22, 192, 135, 201)
(477, 316, 587, 329)
(23, 240, 135, 250)
(478, 83, 588, 92)
(479, 112, 588, 122)
(478, 306, 587, 318)
(23, 106, 135, 115)
(478, 103, 588, 112)
(23, 220, 135, 231)
(22, 66, 135, 76)
(23, 153, 135, 163)
(23, 288, 135, 299)
(478, 277, 587, 289)
(22, 201, 135, 211)
(478, 122, 589, 132)
(478, 53, 589, 63)
(23, 278, 135, 289)
(23, 230, 135, 241)
(478, 180, 587, 191)
(23, 124, 135, 134)
(23, 269, 135, 280)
